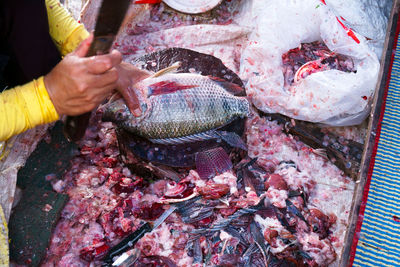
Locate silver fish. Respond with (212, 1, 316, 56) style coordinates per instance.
(103, 71, 250, 148)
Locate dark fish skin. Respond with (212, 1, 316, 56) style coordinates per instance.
(116, 127, 231, 168)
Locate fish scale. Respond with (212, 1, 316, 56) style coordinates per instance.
(147, 89, 236, 137)
(104, 73, 250, 143)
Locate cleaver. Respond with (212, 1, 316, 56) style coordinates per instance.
(63, 0, 131, 142)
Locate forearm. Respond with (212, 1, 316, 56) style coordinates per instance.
(46, 0, 90, 56)
(0, 78, 59, 141)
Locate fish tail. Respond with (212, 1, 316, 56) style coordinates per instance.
(195, 147, 233, 179)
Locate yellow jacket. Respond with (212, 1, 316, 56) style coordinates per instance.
(0, 0, 89, 141)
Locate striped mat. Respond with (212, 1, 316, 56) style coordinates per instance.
(351, 23, 400, 266)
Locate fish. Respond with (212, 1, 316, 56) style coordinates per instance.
(103, 68, 250, 146)
(103, 64, 251, 179)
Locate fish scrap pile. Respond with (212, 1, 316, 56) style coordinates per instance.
(40, 2, 358, 263)
(40, 46, 357, 266)
(43, 112, 353, 266)
(281, 41, 356, 88)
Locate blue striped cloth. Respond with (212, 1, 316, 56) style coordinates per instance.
(352, 34, 400, 266)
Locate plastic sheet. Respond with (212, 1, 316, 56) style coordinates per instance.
(240, 0, 381, 126)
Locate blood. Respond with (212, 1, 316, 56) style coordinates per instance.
(336, 17, 361, 44)
(281, 41, 356, 87)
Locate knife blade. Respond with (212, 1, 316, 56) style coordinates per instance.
(111, 248, 140, 266)
(63, 0, 131, 142)
(101, 205, 177, 266)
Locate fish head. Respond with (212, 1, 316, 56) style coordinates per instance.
(102, 98, 130, 123)
(102, 98, 148, 126)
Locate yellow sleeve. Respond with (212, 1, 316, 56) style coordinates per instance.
(45, 0, 90, 56)
(0, 77, 59, 141)
(0, 204, 8, 266)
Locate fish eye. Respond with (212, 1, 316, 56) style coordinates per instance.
(116, 111, 124, 120)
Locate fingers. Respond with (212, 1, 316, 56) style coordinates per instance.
(87, 84, 116, 105)
(84, 68, 119, 90)
(46, 40, 145, 117)
(92, 77, 119, 98)
(114, 61, 151, 116)
(74, 34, 94, 57)
(99, 68, 119, 87)
(117, 86, 142, 117)
(44, 57, 119, 116)
(73, 36, 122, 74)
(65, 83, 116, 113)
(86, 50, 122, 74)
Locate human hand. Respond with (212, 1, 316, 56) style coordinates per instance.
(44, 34, 122, 116)
(115, 62, 151, 116)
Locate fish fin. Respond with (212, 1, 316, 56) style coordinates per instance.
(99, 92, 121, 111)
(148, 81, 197, 96)
(273, 206, 296, 234)
(195, 147, 233, 179)
(149, 131, 216, 145)
(151, 62, 181, 78)
(285, 199, 308, 224)
(109, 92, 122, 103)
(250, 221, 269, 266)
(298, 250, 313, 260)
(208, 76, 244, 95)
(214, 131, 247, 150)
(149, 130, 246, 150)
(147, 162, 182, 181)
(312, 148, 328, 159)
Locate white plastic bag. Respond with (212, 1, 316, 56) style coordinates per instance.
(324, 0, 393, 58)
(240, 0, 380, 126)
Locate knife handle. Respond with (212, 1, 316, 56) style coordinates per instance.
(63, 36, 115, 142)
(102, 222, 152, 265)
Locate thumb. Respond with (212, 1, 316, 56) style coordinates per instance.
(118, 86, 142, 117)
(74, 33, 94, 57)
